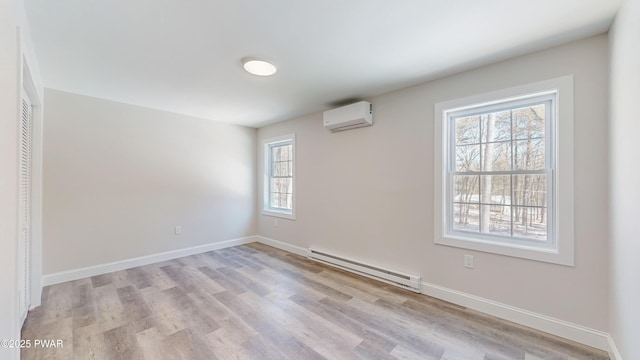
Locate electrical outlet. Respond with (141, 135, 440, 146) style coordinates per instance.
(175, 226, 182, 235)
(273, 218, 278, 227)
(464, 254, 474, 269)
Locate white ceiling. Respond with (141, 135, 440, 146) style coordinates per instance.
(24, 0, 621, 127)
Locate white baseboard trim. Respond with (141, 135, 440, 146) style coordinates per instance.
(607, 334, 623, 360)
(255, 235, 308, 257)
(42, 236, 258, 286)
(40, 233, 615, 355)
(421, 281, 609, 351)
(254, 235, 612, 352)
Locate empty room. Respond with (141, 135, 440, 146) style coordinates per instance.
(1, 0, 639, 359)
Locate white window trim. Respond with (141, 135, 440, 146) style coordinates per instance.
(262, 134, 296, 220)
(434, 76, 574, 266)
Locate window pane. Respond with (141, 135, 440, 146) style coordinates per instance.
(280, 144, 291, 161)
(271, 178, 292, 195)
(454, 175, 479, 204)
(480, 204, 511, 237)
(280, 193, 288, 209)
(272, 193, 292, 210)
(455, 116, 480, 145)
(455, 144, 480, 172)
(270, 191, 280, 208)
(513, 174, 546, 207)
(513, 104, 545, 140)
(285, 194, 293, 210)
(271, 178, 280, 194)
(271, 144, 292, 162)
(480, 175, 511, 205)
(281, 145, 289, 161)
(480, 142, 511, 172)
(272, 161, 291, 177)
(271, 146, 281, 162)
(481, 111, 511, 142)
(513, 206, 547, 241)
(270, 191, 293, 210)
(283, 178, 293, 194)
(514, 138, 545, 170)
(453, 203, 479, 232)
(286, 161, 293, 176)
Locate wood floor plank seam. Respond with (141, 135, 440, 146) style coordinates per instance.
(22, 243, 609, 360)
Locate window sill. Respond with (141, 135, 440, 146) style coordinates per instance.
(435, 234, 573, 266)
(262, 210, 296, 220)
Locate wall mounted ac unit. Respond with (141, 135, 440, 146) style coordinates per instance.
(323, 101, 373, 132)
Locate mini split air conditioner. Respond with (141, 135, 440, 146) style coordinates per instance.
(323, 101, 373, 132)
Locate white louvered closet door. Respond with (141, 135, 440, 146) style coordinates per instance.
(18, 90, 33, 324)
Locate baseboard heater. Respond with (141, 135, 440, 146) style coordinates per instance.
(307, 249, 421, 293)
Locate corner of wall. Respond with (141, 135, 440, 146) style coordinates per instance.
(607, 0, 640, 358)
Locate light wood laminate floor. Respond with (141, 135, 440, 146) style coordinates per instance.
(22, 243, 609, 360)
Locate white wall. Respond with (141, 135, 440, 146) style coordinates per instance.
(258, 35, 609, 331)
(609, 0, 640, 357)
(0, 2, 21, 357)
(43, 89, 257, 274)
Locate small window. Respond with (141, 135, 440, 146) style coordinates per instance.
(263, 134, 295, 219)
(434, 76, 574, 266)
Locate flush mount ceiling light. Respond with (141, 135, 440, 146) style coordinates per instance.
(242, 57, 277, 76)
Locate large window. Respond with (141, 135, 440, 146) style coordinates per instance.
(451, 95, 552, 242)
(434, 76, 574, 265)
(263, 134, 295, 219)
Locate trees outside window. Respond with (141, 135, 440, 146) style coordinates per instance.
(452, 102, 549, 241)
